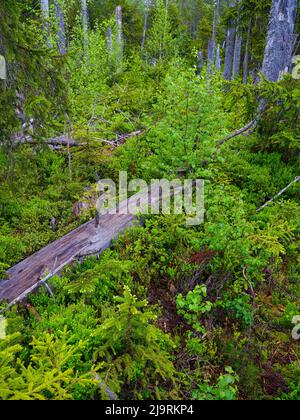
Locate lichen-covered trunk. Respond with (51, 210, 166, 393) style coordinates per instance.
(54, 0, 66, 55)
(232, 33, 242, 79)
(262, 0, 297, 82)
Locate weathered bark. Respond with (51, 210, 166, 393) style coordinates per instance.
(54, 0, 66, 55)
(0, 54, 6, 80)
(232, 33, 242, 79)
(243, 19, 252, 84)
(141, 0, 150, 51)
(262, 0, 297, 82)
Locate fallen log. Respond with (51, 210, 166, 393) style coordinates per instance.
(11, 130, 144, 149)
(0, 181, 184, 307)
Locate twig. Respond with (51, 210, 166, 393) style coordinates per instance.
(256, 176, 300, 212)
(216, 118, 258, 148)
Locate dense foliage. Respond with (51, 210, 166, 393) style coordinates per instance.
(0, 0, 299, 400)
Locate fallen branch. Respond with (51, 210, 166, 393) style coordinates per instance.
(216, 118, 257, 148)
(256, 176, 300, 212)
(11, 130, 144, 149)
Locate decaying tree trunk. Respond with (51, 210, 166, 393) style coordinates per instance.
(54, 0, 66, 55)
(262, 0, 297, 82)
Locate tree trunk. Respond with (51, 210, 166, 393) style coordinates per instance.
(116, 6, 123, 50)
(54, 0, 66, 55)
(197, 51, 203, 74)
(216, 44, 221, 71)
(81, 0, 88, 37)
(243, 19, 252, 84)
(262, 0, 297, 82)
(223, 28, 236, 80)
(142, 0, 150, 51)
(222, 1, 236, 81)
(40, 0, 50, 45)
(232, 33, 242, 79)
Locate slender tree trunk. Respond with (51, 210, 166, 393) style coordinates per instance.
(232, 33, 242, 79)
(223, 27, 236, 80)
(216, 44, 221, 71)
(197, 51, 204, 74)
(222, 1, 236, 81)
(40, 0, 50, 45)
(262, 0, 297, 82)
(116, 6, 123, 51)
(243, 19, 252, 84)
(142, 0, 150, 51)
(81, 0, 88, 38)
(54, 0, 66, 55)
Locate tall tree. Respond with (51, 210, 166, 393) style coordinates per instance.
(54, 0, 66, 55)
(262, 0, 297, 82)
(223, 1, 236, 81)
(243, 19, 252, 84)
(82, 0, 89, 36)
(40, 0, 50, 45)
(232, 32, 242, 79)
(142, 0, 150, 51)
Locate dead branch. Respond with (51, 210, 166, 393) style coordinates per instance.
(216, 119, 257, 148)
(256, 176, 300, 212)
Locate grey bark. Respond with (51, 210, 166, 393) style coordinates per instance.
(222, 1, 236, 80)
(197, 51, 204, 74)
(216, 44, 221, 71)
(142, 0, 150, 50)
(232, 33, 242, 79)
(40, 0, 50, 45)
(223, 27, 236, 80)
(116, 6, 123, 50)
(54, 0, 66, 55)
(243, 19, 252, 84)
(262, 0, 297, 82)
(81, 0, 88, 36)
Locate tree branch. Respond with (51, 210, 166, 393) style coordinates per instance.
(256, 176, 300, 212)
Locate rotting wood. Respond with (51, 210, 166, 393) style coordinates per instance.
(0, 182, 184, 306)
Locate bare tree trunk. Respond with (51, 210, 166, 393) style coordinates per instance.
(81, 0, 88, 39)
(54, 0, 66, 55)
(40, 0, 50, 46)
(216, 43, 221, 71)
(116, 6, 123, 51)
(197, 51, 204, 74)
(142, 0, 150, 51)
(243, 19, 252, 84)
(232, 33, 242, 79)
(262, 0, 297, 82)
(223, 28, 235, 80)
(222, 1, 236, 81)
